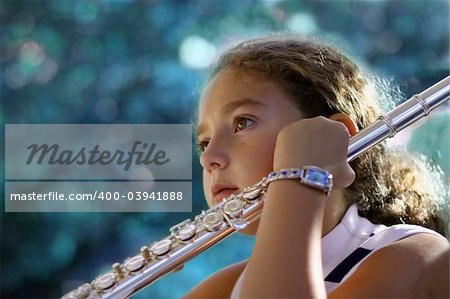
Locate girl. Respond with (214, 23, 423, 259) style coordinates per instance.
(186, 34, 449, 298)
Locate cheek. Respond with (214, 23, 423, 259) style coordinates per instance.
(239, 141, 277, 182)
(202, 169, 213, 206)
(256, 145, 276, 173)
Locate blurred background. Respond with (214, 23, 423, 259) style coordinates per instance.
(1, 0, 449, 298)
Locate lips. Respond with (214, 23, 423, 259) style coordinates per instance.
(211, 183, 239, 204)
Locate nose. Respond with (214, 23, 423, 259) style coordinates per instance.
(199, 137, 230, 171)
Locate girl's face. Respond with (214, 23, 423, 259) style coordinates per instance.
(197, 69, 304, 208)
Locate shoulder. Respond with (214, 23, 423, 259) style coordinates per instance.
(330, 233, 449, 299)
(183, 260, 247, 299)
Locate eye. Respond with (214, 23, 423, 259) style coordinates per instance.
(196, 140, 209, 153)
(234, 117, 255, 132)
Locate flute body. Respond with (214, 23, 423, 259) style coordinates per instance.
(63, 76, 450, 299)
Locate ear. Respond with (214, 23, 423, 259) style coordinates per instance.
(328, 112, 358, 136)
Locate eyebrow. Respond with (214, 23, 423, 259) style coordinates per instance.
(196, 98, 264, 138)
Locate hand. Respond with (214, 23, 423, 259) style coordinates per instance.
(273, 116, 355, 190)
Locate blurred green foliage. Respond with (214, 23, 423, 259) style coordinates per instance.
(1, 0, 449, 298)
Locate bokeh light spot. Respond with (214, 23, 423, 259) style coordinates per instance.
(67, 65, 96, 91)
(12, 11, 35, 37)
(74, 2, 98, 24)
(33, 57, 59, 84)
(285, 13, 318, 33)
(179, 36, 217, 69)
(4, 63, 31, 89)
(362, 8, 386, 32)
(19, 41, 45, 66)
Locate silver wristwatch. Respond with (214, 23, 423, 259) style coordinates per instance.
(266, 166, 333, 195)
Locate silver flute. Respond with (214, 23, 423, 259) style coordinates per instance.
(63, 76, 450, 299)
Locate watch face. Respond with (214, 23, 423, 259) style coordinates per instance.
(302, 166, 333, 192)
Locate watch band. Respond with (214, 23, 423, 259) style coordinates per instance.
(266, 166, 333, 195)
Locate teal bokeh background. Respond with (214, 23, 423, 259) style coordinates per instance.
(1, 0, 449, 298)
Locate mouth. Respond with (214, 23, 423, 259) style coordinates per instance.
(213, 188, 239, 203)
(211, 184, 239, 204)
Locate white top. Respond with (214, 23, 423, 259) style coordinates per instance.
(230, 204, 447, 298)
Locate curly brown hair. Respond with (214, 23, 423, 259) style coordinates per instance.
(208, 34, 447, 236)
